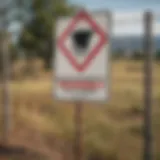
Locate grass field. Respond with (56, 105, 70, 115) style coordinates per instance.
(0, 60, 160, 160)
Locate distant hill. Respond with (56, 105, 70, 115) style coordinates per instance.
(111, 35, 160, 52)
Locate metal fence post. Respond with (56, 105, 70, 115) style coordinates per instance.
(143, 11, 154, 160)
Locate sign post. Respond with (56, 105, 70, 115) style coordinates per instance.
(74, 102, 83, 160)
(54, 9, 111, 160)
(143, 11, 153, 160)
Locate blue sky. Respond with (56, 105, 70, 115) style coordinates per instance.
(69, 0, 160, 12)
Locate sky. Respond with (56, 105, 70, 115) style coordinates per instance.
(7, 0, 160, 39)
(69, 0, 160, 36)
(69, 0, 160, 11)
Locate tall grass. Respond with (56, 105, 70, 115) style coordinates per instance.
(0, 60, 160, 160)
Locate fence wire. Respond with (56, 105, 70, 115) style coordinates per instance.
(0, 8, 160, 53)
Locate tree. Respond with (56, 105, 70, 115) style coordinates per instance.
(0, 0, 33, 63)
(0, 0, 31, 76)
(18, 0, 77, 69)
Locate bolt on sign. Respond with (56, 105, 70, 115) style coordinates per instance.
(54, 9, 111, 101)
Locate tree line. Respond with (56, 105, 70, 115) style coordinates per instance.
(113, 49, 160, 60)
(18, 0, 78, 69)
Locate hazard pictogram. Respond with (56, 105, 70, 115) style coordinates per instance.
(57, 10, 107, 72)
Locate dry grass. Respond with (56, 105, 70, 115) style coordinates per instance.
(0, 59, 160, 160)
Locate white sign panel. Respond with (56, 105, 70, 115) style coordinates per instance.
(54, 10, 111, 101)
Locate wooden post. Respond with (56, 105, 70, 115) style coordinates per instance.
(1, 32, 11, 144)
(143, 11, 153, 160)
(74, 102, 83, 160)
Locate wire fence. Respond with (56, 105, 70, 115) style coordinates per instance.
(0, 3, 160, 41)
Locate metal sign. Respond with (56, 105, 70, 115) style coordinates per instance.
(54, 10, 111, 101)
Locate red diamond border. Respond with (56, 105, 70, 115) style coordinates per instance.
(57, 10, 108, 72)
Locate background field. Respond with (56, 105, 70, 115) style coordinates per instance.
(0, 59, 159, 160)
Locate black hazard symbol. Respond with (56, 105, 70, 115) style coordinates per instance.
(71, 29, 93, 55)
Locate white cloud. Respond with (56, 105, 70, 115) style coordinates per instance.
(113, 11, 143, 20)
(154, 22, 160, 35)
(113, 11, 160, 36)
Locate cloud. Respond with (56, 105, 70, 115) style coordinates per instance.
(113, 12, 160, 36)
(154, 22, 160, 35)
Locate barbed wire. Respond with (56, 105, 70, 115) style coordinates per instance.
(114, 13, 160, 22)
(1, 6, 160, 42)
